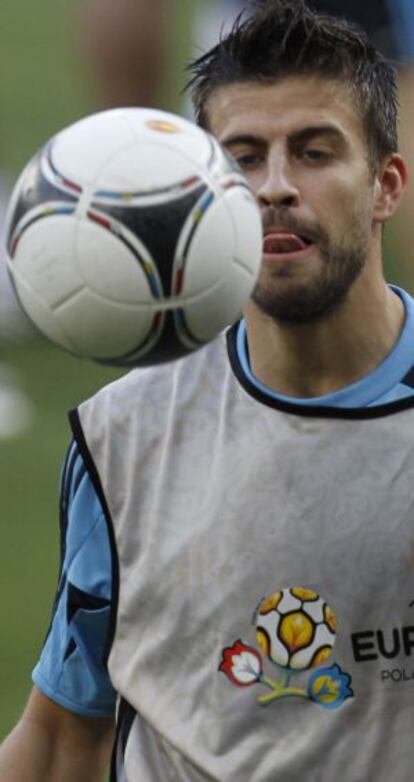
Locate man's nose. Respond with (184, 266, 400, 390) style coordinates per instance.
(257, 158, 300, 209)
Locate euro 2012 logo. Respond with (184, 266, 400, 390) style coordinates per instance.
(219, 587, 353, 710)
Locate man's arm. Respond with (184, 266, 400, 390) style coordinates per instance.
(0, 687, 115, 782)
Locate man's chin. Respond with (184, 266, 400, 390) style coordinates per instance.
(251, 280, 347, 324)
(252, 246, 366, 324)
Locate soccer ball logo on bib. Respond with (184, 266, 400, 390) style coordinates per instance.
(256, 587, 336, 671)
(219, 586, 353, 711)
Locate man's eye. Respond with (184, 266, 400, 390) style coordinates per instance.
(303, 149, 330, 162)
(235, 154, 263, 169)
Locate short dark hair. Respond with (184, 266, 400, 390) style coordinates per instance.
(187, 0, 398, 169)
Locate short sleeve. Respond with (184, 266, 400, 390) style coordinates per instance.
(32, 440, 117, 717)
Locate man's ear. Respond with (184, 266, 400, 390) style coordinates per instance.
(373, 153, 409, 223)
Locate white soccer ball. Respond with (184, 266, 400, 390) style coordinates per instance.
(4, 108, 262, 366)
(256, 587, 337, 671)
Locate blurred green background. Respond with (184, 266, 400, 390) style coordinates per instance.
(0, 0, 193, 737)
(0, 0, 410, 743)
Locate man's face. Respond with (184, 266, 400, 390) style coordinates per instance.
(207, 76, 379, 323)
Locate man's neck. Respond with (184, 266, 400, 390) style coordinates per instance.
(244, 281, 405, 399)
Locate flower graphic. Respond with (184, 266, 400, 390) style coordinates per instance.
(219, 640, 263, 687)
(219, 588, 353, 713)
(308, 665, 354, 709)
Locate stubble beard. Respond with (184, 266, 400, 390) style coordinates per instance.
(251, 233, 368, 325)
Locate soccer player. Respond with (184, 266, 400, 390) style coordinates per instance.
(1, 1, 414, 779)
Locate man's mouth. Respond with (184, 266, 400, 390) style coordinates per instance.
(263, 231, 314, 257)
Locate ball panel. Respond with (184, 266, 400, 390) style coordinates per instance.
(51, 111, 137, 188)
(129, 110, 217, 173)
(312, 622, 336, 649)
(55, 289, 155, 359)
(11, 277, 78, 352)
(5, 152, 79, 255)
(303, 599, 325, 624)
(104, 311, 196, 367)
(291, 588, 319, 602)
(176, 189, 235, 299)
(222, 185, 263, 280)
(309, 646, 334, 669)
(291, 624, 335, 670)
(10, 217, 82, 309)
(179, 265, 255, 344)
(256, 628, 271, 658)
(258, 592, 283, 616)
(43, 144, 83, 196)
(93, 143, 204, 195)
(256, 622, 290, 667)
(75, 220, 159, 305)
(324, 604, 337, 633)
(278, 591, 302, 614)
(90, 184, 207, 299)
(279, 612, 315, 653)
(175, 183, 260, 344)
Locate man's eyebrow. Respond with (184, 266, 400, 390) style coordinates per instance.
(220, 134, 265, 148)
(220, 126, 345, 148)
(289, 125, 345, 145)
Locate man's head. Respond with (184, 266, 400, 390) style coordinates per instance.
(187, 0, 407, 324)
(188, 0, 398, 174)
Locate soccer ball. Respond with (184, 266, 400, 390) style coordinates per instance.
(256, 587, 337, 671)
(4, 108, 262, 367)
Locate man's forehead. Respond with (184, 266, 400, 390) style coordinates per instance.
(207, 76, 361, 141)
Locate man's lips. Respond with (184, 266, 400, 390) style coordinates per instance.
(263, 231, 314, 257)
